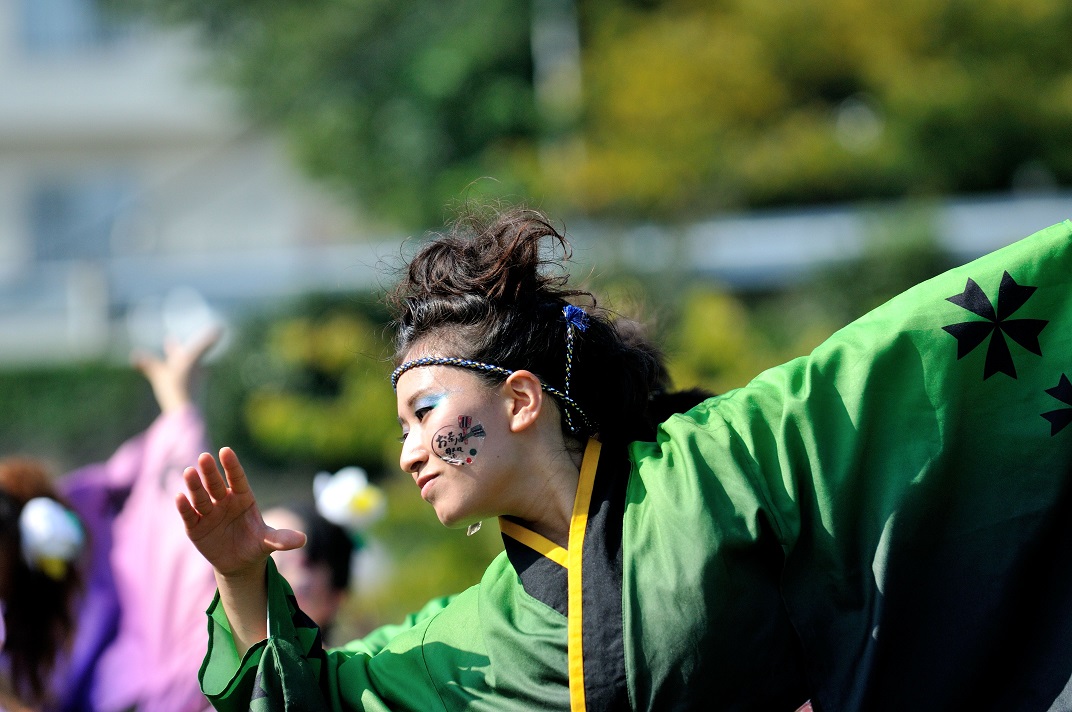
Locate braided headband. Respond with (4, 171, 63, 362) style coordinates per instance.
(390, 356, 596, 434)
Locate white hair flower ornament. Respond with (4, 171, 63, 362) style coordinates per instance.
(313, 466, 387, 535)
(19, 497, 85, 581)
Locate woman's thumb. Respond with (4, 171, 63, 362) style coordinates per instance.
(264, 527, 307, 552)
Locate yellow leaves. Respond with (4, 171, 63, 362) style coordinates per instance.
(668, 288, 780, 394)
(246, 310, 399, 468)
(591, 18, 782, 129)
(560, 0, 1072, 218)
(245, 380, 396, 462)
(1047, 75, 1072, 119)
(552, 143, 701, 214)
(269, 312, 384, 375)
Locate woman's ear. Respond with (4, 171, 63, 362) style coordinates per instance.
(502, 370, 544, 433)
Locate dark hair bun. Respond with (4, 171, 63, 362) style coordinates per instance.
(390, 205, 707, 445)
(400, 208, 579, 306)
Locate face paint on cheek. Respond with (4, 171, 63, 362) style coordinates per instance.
(432, 415, 487, 465)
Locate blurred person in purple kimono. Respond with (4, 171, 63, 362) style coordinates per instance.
(52, 330, 220, 712)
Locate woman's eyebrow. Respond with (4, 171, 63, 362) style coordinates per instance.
(403, 388, 427, 411)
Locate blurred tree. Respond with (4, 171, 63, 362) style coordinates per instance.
(0, 365, 156, 474)
(115, 0, 1072, 226)
(112, 0, 541, 228)
(242, 313, 398, 470)
(204, 295, 401, 476)
(555, 0, 1072, 218)
(667, 287, 781, 395)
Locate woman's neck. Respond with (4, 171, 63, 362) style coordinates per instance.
(510, 441, 585, 548)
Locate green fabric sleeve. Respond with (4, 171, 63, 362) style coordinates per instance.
(198, 556, 533, 712)
(625, 220, 1072, 709)
(338, 595, 456, 657)
(199, 558, 452, 712)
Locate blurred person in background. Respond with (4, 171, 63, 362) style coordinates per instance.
(261, 467, 385, 642)
(0, 460, 84, 711)
(261, 503, 354, 637)
(52, 330, 221, 712)
(263, 467, 385, 639)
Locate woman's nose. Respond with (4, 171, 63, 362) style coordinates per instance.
(399, 435, 425, 474)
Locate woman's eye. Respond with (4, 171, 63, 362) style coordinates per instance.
(397, 432, 408, 444)
(414, 406, 432, 421)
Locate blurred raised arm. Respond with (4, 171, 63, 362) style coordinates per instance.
(133, 327, 221, 415)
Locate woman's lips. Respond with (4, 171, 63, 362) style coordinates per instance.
(416, 472, 438, 499)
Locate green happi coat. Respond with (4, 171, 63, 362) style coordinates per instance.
(201, 220, 1072, 711)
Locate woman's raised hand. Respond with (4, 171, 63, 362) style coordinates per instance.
(175, 447, 306, 578)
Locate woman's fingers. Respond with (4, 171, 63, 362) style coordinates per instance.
(197, 451, 230, 501)
(219, 447, 252, 496)
(181, 448, 255, 516)
(179, 447, 263, 557)
(175, 490, 201, 529)
(182, 465, 215, 514)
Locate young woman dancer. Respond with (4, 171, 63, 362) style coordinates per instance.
(180, 208, 1072, 711)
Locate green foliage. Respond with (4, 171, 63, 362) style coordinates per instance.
(116, 0, 540, 228)
(115, 0, 1072, 226)
(561, 0, 1072, 218)
(204, 295, 401, 476)
(667, 288, 780, 394)
(0, 363, 157, 474)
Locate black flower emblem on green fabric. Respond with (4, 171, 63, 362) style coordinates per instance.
(251, 669, 270, 701)
(943, 271, 1048, 379)
(1042, 374, 1072, 436)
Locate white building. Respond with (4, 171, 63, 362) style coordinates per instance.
(0, 0, 381, 362)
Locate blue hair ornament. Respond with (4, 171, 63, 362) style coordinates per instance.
(562, 305, 589, 331)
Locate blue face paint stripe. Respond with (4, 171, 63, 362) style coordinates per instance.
(414, 393, 445, 412)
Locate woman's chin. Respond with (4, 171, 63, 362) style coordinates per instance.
(434, 507, 465, 528)
(436, 508, 481, 530)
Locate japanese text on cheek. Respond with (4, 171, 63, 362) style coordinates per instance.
(432, 415, 486, 465)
